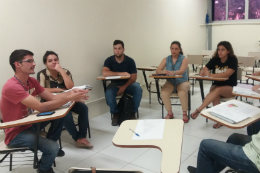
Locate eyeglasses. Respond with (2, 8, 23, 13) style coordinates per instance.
(17, 59, 35, 63)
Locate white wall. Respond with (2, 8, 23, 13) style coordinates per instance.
(0, 0, 207, 103)
(212, 25, 260, 56)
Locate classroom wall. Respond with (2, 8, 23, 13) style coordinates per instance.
(212, 25, 260, 56)
(0, 0, 207, 105)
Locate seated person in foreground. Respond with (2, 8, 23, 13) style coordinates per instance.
(187, 132, 260, 173)
(156, 41, 190, 122)
(103, 40, 143, 126)
(191, 41, 238, 129)
(37, 51, 93, 148)
(0, 49, 88, 173)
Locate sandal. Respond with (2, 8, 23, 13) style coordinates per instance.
(213, 123, 223, 129)
(76, 141, 94, 149)
(165, 113, 174, 119)
(183, 114, 189, 123)
(191, 109, 200, 120)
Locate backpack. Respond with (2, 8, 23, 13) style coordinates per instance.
(117, 93, 134, 126)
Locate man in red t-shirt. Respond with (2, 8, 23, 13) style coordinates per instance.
(0, 50, 89, 173)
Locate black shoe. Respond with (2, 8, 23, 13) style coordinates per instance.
(187, 166, 197, 173)
(130, 112, 137, 120)
(37, 168, 55, 173)
(112, 113, 118, 126)
(57, 149, 65, 157)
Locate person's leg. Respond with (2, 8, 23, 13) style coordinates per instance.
(63, 111, 79, 141)
(177, 81, 190, 122)
(105, 82, 120, 114)
(192, 139, 259, 173)
(247, 121, 260, 136)
(8, 127, 59, 172)
(70, 102, 93, 147)
(191, 86, 233, 120)
(160, 81, 175, 119)
(124, 82, 143, 114)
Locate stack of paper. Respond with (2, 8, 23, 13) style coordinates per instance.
(233, 84, 259, 96)
(209, 100, 260, 123)
(105, 76, 121, 79)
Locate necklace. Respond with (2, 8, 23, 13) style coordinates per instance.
(14, 75, 30, 94)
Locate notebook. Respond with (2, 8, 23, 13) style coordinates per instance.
(64, 85, 92, 92)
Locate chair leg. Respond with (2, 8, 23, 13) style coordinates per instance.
(10, 153, 12, 171)
(53, 160, 56, 167)
(149, 90, 151, 104)
(59, 138, 62, 149)
(88, 121, 91, 138)
(137, 110, 139, 119)
(192, 79, 194, 95)
(162, 104, 164, 119)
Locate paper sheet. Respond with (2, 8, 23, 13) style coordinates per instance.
(132, 119, 165, 140)
(209, 100, 260, 122)
(64, 85, 92, 92)
(105, 76, 121, 79)
(236, 83, 253, 89)
(233, 86, 260, 96)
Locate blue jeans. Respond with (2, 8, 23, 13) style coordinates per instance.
(105, 82, 143, 114)
(247, 121, 260, 136)
(8, 117, 65, 171)
(64, 102, 89, 141)
(196, 133, 259, 173)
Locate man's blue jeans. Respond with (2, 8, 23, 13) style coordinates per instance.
(8, 117, 65, 171)
(196, 133, 259, 173)
(105, 82, 143, 114)
(63, 102, 89, 141)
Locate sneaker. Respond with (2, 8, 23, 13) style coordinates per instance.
(187, 166, 196, 173)
(37, 168, 55, 173)
(112, 113, 118, 126)
(130, 112, 137, 120)
(57, 149, 65, 157)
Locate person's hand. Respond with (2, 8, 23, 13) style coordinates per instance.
(54, 64, 63, 73)
(116, 86, 126, 95)
(203, 70, 211, 77)
(252, 72, 260, 76)
(165, 70, 174, 76)
(56, 88, 65, 93)
(120, 72, 130, 76)
(252, 85, 260, 93)
(68, 89, 89, 102)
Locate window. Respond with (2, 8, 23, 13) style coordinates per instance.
(228, 0, 245, 20)
(249, 0, 260, 19)
(213, 0, 226, 21)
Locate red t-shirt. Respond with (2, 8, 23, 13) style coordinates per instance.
(0, 77, 45, 145)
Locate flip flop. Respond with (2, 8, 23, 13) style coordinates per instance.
(164, 114, 174, 119)
(213, 123, 223, 129)
(76, 142, 94, 149)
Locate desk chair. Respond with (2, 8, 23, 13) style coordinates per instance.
(187, 55, 204, 95)
(248, 52, 260, 67)
(0, 111, 32, 171)
(68, 167, 143, 173)
(201, 50, 214, 66)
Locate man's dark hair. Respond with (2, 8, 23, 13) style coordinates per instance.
(43, 51, 59, 64)
(9, 49, 34, 72)
(113, 40, 124, 48)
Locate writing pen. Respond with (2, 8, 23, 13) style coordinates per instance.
(129, 128, 140, 137)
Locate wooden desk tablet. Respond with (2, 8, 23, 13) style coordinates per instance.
(246, 75, 260, 82)
(149, 75, 182, 79)
(201, 101, 260, 129)
(112, 120, 184, 173)
(69, 167, 143, 173)
(137, 66, 157, 71)
(232, 92, 260, 100)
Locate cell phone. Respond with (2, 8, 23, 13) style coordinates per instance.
(37, 111, 55, 116)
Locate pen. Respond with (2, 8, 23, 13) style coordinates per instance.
(129, 128, 140, 137)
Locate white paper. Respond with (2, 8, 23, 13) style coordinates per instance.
(105, 76, 121, 79)
(233, 86, 260, 96)
(209, 100, 260, 122)
(64, 85, 92, 92)
(132, 119, 165, 140)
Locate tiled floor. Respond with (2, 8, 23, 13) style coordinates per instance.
(0, 80, 257, 173)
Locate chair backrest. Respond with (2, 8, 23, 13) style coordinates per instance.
(201, 50, 215, 57)
(187, 55, 203, 65)
(236, 56, 255, 67)
(248, 52, 260, 60)
(237, 67, 242, 80)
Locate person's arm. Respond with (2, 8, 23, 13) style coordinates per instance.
(44, 88, 65, 93)
(102, 67, 130, 77)
(252, 85, 260, 93)
(166, 57, 189, 75)
(253, 72, 260, 76)
(156, 58, 168, 74)
(54, 64, 74, 89)
(21, 89, 88, 113)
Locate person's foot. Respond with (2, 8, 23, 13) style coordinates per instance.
(76, 138, 93, 149)
(112, 113, 119, 126)
(183, 113, 189, 123)
(130, 112, 137, 119)
(191, 109, 200, 119)
(164, 113, 174, 119)
(37, 168, 55, 173)
(213, 123, 223, 129)
(187, 166, 196, 173)
(57, 149, 65, 157)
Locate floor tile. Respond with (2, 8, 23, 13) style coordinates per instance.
(182, 134, 203, 155)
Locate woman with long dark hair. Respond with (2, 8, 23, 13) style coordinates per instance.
(191, 41, 238, 128)
(156, 41, 190, 123)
